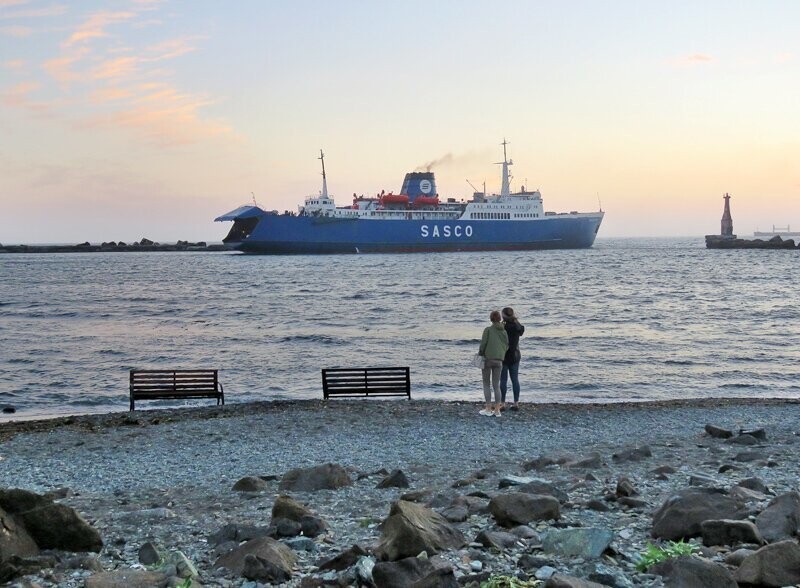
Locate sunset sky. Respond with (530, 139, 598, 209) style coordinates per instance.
(1, 1, 799, 243)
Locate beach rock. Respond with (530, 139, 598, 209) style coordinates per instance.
(517, 479, 569, 503)
(376, 469, 410, 489)
(511, 525, 540, 540)
(1, 407, 15, 414)
(726, 434, 760, 446)
(755, 491, 800, 542)
(652, 465, 678, 475)
(440, 504, 468, 522)
(541, 528, 614, 559)
(279, 463, 352, 492)
(734, 539, 800, 586)
(615, 477, 637, 497)
(270, 494, 327, 537)
(498, 475, 538, 488)
(138, 541, 162, 565)
(0, 508, 39, 562)
(586, 499, 611, 512)
(232, 476, 270, 492)
(376, 500, 464, 561)
(522, 454, 571, 471)
(612, 445, 652, 462)
(734, 449, 767, 461)
(372, 557, 435, 588)
(408, 565, 458, 588)
(700, 519, 764, 546)
(737, 476, 770, 494)
(651, 487, 747, 540)
(649, 555, 737, 587)
(705, 424, 733, 439)
(0, 489, 102, 552)
(489, 493, 560, 527)
(730, 485, 767, 502)
(474, 530, 519, 550)
(545, 575, 608, 588)
(355, 555, 376, 584)
(84, 570, 170, 587)
(208, 523, 271, 546)
(317, 544, 368, 571)
(568, 452, 603, 469)
(617, 496, 648, 508)
(579, 562, 635, 587)
(725, 547, 756, 566)
(688, 473, 718, 487)
(740, 427, 767, 441)
(214, 536, 296, 580)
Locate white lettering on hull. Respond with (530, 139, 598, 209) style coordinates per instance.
(420, 224, 473, 238)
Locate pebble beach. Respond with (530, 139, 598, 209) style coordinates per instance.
(3, 398, 800, 587)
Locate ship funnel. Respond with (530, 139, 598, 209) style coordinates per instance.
(400, 171, 437, 203)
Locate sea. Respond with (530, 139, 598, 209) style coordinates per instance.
(1, 237, 799, 421)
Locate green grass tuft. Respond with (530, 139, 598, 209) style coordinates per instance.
(635, 539, 699, 572)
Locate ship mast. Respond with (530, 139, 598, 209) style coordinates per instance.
(319, 149, 328, 199)
(496, 139, 513, 197)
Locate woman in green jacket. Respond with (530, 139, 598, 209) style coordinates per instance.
(479, 310, 509, 417)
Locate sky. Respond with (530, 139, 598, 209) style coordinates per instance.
(1, 0, 799, 243)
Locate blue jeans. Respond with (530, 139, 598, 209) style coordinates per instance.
(500, 361, 520, 403)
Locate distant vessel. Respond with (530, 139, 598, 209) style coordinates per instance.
(754, 225, 800, 238)
(215, 141, 605, 254)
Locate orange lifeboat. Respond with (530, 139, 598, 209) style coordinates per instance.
(413, 196, 439, 207)
(380, 193, 410, 206)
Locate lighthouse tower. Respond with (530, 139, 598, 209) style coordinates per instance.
(721, 193, 734, 236)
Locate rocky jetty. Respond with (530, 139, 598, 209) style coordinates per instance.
(705, 234, 798, 249)
(2, 398, 800, 587)
(0, 238, 229, 254)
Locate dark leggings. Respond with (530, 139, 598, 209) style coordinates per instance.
(500, 361, 520, 403)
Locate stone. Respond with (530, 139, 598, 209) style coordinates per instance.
(511, 525, 539, 540)
(650, 555, 737, 587)
(208, 523, 271, 546)
(612, 445, 652, 462)
(474, 530, 519, 550)
(586, 499, 610, 512)
(400, 489, 432, 503)
(568, 453, 603, 469)
(615, 477, 637, 497)
(726, 435, 759, 446)
(705, 424, 733, 439)
(498, 475, 538, 488)
(317, 544, 368, 571)
(489, 493, 560, 527)
(541, 528, 614, 559)
(522, 454, 571, 471)
(440, 504, 468, 523)
(408, 565, 459, 588)
(618, 496, 648, 508)
(214, 536, 296, 580)
(232, 476, 269, 492)
(535, 565, 557, 580)
(755, 491, 800, 543)
(355, 556, 375, 584)
(278, 463, 352, 492)
(0, 507, 39, 562)
(545, 575, 608, 588)
(700, 519, 765, 546)
(138, 541, 162, 565)
(735, 539, 800, 586)
(517, 479, 569, 503)
(372, 557, 435, 588)
(736, 477, 770, 494)
(729, 486, 766, 502)
(733, 450, 766, 462)
(688, 474, 717, 487)
(283, 537, 317, 552)
(651, 487, 747, 540)
(376, 501, 464, 561)
(0, 489, 102, 553)
(724, 547, 756, 566)
(739, 427, 767, 441)
(84, 570, 170, 588)
(376, 470, 410, 489)
(270, 495, 327, 538)
(651, 465, 677, 475)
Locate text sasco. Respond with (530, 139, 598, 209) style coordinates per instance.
(420, 224, 473, 238)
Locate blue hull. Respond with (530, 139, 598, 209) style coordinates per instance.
(229, 214, 603, 254)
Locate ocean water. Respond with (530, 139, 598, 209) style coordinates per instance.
(1, 237, 799, 420)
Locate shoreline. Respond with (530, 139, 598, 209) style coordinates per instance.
(3, 397, 800, 586)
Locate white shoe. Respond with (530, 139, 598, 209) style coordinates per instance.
(494, 411, 502, 417)
(479, 409, 492, 416)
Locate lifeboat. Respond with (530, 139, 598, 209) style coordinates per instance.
(413, 196, 439, 207)
(380, 193, 410, 206)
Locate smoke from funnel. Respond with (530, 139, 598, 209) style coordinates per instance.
(416, 153, 453, 172)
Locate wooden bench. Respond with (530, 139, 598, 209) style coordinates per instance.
(129, 369, 224, 410)
(322, 367, 410, 399)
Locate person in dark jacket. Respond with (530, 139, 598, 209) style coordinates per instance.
(500, 307, 525, 410)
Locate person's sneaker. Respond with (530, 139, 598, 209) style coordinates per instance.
(494, 410, 502, 417)
(479, 409, 492, 416)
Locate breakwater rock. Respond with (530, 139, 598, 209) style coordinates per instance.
(705, 234, 798, 249)
(0, 238, 230, 254)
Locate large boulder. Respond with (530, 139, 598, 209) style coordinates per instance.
(376, 501, 464, 561)
(735, 540, 800, 587)
(755, 491, 800, 543)
(372, 557, 435, 588)
(270, 495, 327, 538)
(278, 463, 352, 492)
(0, 507, 39, 562)
(541, 528, 614, 559)
(489, 493, 560, 527)
(701, 519, 764, 547)
(214, 536, 296, 580)
(650, 555, 737, 587)
(651, 488, 747, 540)
(0, 489, 102, 552)
(84, 570, 170, 587)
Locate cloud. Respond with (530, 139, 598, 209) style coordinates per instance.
(0, 0, 30, 7)
(90, 86, 132, 103)
(0, 4, 66, 19)
(144, 37, 201, 61)
(1, 80, 52, 116)
(0, 24, 32, 36)
(43, 52, 85, 82)
(3, 58, 26, 69)
(91, 56, 139, 79)
(64, 11, 135, 47)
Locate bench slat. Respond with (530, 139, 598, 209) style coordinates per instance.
(130, 369, 223, 410)
(322, 367, 410, 400)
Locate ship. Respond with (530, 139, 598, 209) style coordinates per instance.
(754, 225, 800, 238)
(215, 141, 604, 254)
